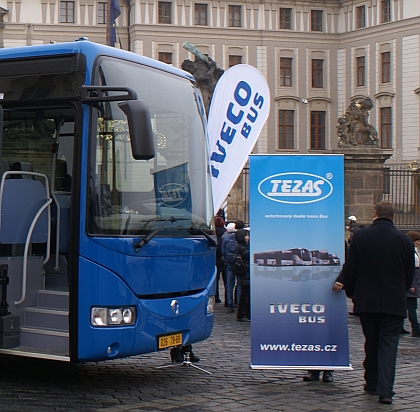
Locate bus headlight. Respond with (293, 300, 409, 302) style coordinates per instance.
(91, 307, 136, 327)
(207, 296, 215, 314)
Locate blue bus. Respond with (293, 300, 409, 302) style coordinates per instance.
(0, 39, 216, 362)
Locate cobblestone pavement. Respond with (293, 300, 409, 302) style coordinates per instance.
(1, 298, 420, 411)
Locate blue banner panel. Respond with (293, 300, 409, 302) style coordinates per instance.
(249, 154, 351, 370)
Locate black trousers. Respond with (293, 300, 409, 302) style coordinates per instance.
(407, 297, 420, 334)
(237, 284, 250, 320)
(359, 313, 403, 398)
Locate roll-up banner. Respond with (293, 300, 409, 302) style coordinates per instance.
(249, 154, 351, 370)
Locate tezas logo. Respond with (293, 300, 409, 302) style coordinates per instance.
(158, 183, 189, 207)
(258, 172, 333, 204)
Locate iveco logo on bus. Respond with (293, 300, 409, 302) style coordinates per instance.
(258, 172, 334, 204)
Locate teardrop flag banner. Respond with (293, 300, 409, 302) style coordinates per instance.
(207, 64, 270, 215)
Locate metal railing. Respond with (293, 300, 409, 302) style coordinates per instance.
(383, 165, 420, 230)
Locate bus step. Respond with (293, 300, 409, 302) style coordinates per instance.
(37, 289, 69, 310)
(19, 327, 69, 353)
(24, 307, 68, 331)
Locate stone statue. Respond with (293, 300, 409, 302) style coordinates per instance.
(181, 42, 224, 116)
(337, 97, 379, 147)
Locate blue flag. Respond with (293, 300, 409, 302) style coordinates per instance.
(109, 0, 121, 46)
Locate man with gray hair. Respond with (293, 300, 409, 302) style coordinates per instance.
(340, 201, 414, 405)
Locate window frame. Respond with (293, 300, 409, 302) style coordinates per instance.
(60, 1, 75, 23)
(280, 57, 292, 87)
(311, 10, 323, 32)
(228, 55, 242, 68)
(356, 5, 366, 29)
(381, 52, 391, 83)
(194, 3, 208, 26)
(279, 8, 292, 30)
(381, 0, 391, 23)
(228, 5, 242, 27)
(380, 107, 392, 149)
(98, 2, 107, 25)
(158, 1, 172, 24)
(311, 59, 324, 88)
(158, 52, 173, 65)
(278, 110, 294, 149)
(310, 111, 326, 150)
(356, 56, 365, 87)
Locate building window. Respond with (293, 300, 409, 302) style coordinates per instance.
(381, 52, 391, 83)
(310, 111, 326, 150)
(98, 2, 107, 24)
(158, 52, 173, 64)
(158, 2, 172, 24)
(380, 107, 392, 148)
(279, 8, 292, 29)
(280, 58, 292, 87)
(356, 56, 365, 87)
(195, 3, 208, 26)
(229, 55, 242, 67)
(381, 0, 391, 23)
(311, 10, 323, 31)
(356, 6, 366, 28)
(278, 110, 294, 149)
(228, 5, 242, 27)
(60, 1, 74, 23)
(311, 59, 323, 88)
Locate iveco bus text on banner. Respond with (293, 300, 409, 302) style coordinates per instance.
(207, 64, 270, 215)
(249, 154, 351, 370)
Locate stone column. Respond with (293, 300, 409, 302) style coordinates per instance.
(332, 148, 392, 226)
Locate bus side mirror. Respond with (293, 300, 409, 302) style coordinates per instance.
(118, 100, 155, 160)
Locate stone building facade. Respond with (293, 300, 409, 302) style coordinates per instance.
(0, 0, 419, 220)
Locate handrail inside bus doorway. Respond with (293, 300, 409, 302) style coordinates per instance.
(0, 171, 52, 305)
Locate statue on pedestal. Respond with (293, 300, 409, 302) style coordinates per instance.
(337, 97, 379, 148)
(181, 42, 224, 116)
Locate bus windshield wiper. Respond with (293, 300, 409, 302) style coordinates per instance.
(134, 216, 175, 250)
(188, 227, 217, 248)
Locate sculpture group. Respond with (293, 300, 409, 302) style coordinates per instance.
(337, 97, 379, 147)
(181, 42, 224, 116)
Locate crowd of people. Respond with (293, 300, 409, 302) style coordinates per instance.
(172, 201, 419, 407)
(215, 211, 251, 322)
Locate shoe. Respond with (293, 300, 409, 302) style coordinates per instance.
(378, 397, 392, 404)
(302, 371, 320, 381)
(215, 297, 222, 303)
(228, 306, 234, 313)
(187, 350, 200, 363)
(401, 329, 410, 334)
(237, 318, 250, 322)
(170, 348, 183, 363)
(411, 332, 420, 337)
(322, 371, 333, 382)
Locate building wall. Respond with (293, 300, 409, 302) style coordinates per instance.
(0, 0, 418, 169)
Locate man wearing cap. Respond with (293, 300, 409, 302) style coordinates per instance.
(346, 215, 357, 230)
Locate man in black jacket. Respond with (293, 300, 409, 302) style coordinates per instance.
(340, 201, 414, 405)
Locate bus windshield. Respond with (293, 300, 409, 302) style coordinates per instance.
(88, 56, 213, 236)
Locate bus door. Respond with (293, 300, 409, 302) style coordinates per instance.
(0, 104, 77, 360)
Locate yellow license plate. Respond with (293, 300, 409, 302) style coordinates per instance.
(158, 333, 182, 350)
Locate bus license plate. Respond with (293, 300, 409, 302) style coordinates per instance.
(158, 333, 182, 350)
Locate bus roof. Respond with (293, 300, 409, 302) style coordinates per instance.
(0, 39, 195, 83)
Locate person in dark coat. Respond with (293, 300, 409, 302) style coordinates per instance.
(215, 216, 227, 304)
(404, 231, 420, 337)
(339, 201, 414, 405)
(234, 228, 250, 321)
